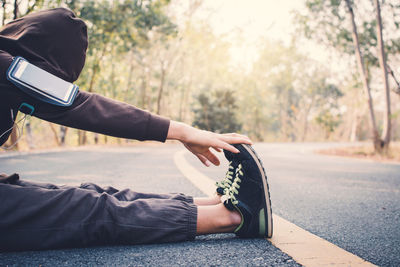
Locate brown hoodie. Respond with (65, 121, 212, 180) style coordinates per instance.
(0, 8, 170, 146)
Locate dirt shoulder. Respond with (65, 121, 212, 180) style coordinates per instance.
(317, 142, 400, 163)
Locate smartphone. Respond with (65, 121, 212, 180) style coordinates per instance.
(7, 57, 78, 106)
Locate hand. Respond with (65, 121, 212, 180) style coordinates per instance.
(167, 121, 252, 166)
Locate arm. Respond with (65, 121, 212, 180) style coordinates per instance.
(0, 50, 169, 143)
(167, 121, 252, 166)
(34, 91, 170, 142)
(0, 51, 250, 156)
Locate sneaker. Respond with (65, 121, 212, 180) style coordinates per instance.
(222, 144, 273, 238)
(215, 150, 238, 195)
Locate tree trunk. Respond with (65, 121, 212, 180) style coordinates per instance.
(25, 120, 35, 150)
(350, 111, 359, 142)
(88, 44, 107, 93)
(2, 0, 6, 26)
(88, 64, 99, 94)
(374, 0, 391, 153)
(24, 0, 42, 16)
(13, 0, 18, 19)
(78, 130, 86, 146)
(156, 64, 166, 115)
(94, 133, 99, 144)
(81, 45, 107, 146)
(302, 96, 315, 142)
(179, 75, 192, 123)
(140, 67, 148, 109)
(387, 64, 400, 95)
(345, 0, 382, 152)
(60, 126, 68, 146)
(49, 123, 61, 146)
(123, 52, 135, 102)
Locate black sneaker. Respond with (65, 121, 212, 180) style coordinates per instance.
(216, 150, 238, 195)
(222, 144, 273, 238)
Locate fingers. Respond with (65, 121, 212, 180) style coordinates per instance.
(195, 150, 220, 166)
(183, 129, 254, 165)
(196, 154, 211, 167)
(221, 133, 253, 145)
(215, 142, 240, 154)
(203, 149, 220, 166)
(212, 147, 222, 153)
(209, 133, 253, 154)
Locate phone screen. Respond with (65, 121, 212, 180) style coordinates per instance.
(13, 60, 74, 102)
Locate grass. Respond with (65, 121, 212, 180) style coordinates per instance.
(317, 142, 400, 163)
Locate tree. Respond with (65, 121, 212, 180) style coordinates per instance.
(373, 0, 391, 151)
(299, 73, 343, 141)
(192, 89, 242, 133)
(63, 0, 176, 145)
(2, 0, 49, 150)
(243, 40, 343, 142)
(296, 0, 399, 153)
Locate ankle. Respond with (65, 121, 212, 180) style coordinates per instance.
(229, 209, 242, 227)
(219, 203, 241, 228)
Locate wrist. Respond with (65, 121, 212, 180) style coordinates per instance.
(167, 120, 188, 142)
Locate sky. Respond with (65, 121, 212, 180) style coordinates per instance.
(199, 0, 304, 43)
(172, 0, 332, 71)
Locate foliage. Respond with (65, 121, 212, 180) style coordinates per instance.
(295, 0, 400, 67)
(295, 0, 400, 152)
(241, 40, 344, 141)
(192, 89, 242, 134)
(3, 0, 400, 151)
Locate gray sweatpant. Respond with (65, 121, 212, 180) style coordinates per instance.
(0, 173, 198, 251)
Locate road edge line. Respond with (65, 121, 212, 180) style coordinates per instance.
(174, 149, 377, 267)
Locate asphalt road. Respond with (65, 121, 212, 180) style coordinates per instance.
(185, 142, 400, 267)
(0, 144, 299, 267)
(1, 142, 399, 266)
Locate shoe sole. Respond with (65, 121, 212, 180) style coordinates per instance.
(238, 144, 273, 238)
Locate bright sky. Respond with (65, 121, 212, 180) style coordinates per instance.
(202, 0, 306, 69)
(173, 0, 331, 70)
(200, 0, 304, 42)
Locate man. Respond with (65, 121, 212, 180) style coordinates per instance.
(0, 8, 272, 251)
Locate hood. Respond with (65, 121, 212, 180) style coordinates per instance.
(0, 8, 88, 146)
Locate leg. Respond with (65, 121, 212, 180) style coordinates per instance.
(0, 182, 197, 251)
(196, 203, 241, 234)
(193, 194, 221, 206)
(79, 182, 224, 206)
(79, 182, 193, 202)
(61, 184, 238, 235)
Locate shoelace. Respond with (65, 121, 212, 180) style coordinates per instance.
(225, 163, 244, 205)
(216, 161, 235, 191)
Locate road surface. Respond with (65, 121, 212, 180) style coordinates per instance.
(0, 142, 399, 266)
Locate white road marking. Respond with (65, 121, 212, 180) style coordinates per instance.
(174, 150, 377, 267)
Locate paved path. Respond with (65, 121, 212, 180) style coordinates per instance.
(184, 142, 400, 267)
(0, 144, 298, 267)
(0, 143, 399, 266)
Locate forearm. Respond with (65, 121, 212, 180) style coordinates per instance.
(167, 121, 189, 142)
(6, 90, 166, 142)
(33, 91, 170, 142)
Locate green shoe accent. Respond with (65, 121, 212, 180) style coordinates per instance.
(234, 205, 245, 233)
(259, 208, 266, 237)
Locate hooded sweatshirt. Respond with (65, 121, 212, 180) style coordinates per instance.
(0, 8, 170, 146)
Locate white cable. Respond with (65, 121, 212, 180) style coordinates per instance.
(0, 110, 30, 150)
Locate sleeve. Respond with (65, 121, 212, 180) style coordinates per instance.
(0, 50, 12, 73)
(0, 50, 170, 142)
(33, 91, 171, 142)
